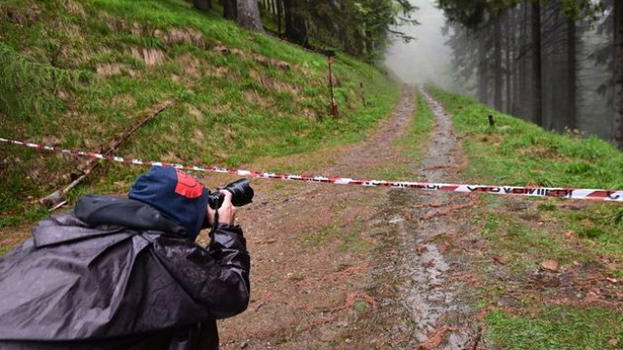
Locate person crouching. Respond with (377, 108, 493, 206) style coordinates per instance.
(0, 166, 250, 349)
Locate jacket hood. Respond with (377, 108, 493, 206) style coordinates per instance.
(75, 195, 186, 235)
(31, 195, 185, 249)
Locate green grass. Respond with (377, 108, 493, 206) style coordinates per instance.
(479, 210, 588, 274)
(428, 87, 623, 190)
(374, 93, 435, 180)
(487, 307, 623, 349)
(558, 205, 623, 258)
(398, 94, 436, 162)
(0, 0, 399, 229)
(429, 87, 623, 260)
(428, 87, 623, 349)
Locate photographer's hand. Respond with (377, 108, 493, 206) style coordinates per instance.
(207, 190, 237, 226)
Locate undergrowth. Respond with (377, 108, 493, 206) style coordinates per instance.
(0, 43, 90, 119)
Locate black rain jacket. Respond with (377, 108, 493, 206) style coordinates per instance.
(0, 195, 250, 349)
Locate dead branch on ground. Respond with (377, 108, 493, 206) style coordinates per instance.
(40, 100, 173, 209)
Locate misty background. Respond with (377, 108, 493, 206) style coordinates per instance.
(384, 0, 617, 143)
(384, 0, 455, 91)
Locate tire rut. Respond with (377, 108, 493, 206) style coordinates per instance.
(216, 86, 418, 348)
(383, 88, 478, 348)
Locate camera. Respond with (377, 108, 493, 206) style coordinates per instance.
(207, 179, 254, 210)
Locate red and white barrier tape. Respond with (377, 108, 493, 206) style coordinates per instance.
(1, 137, 622, 202)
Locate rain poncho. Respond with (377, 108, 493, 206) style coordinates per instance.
(0, 194, 250, 349)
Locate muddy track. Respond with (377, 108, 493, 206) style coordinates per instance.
(383, 89, 478, 348)
(214, 86, 479, 348)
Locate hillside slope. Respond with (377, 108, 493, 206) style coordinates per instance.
(428, 87, 623, 349)
(0, 0, 398, 227)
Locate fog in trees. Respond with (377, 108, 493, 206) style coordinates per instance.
(384, 0, 621, 148)
(257, 0, 416, 60)
(384, 0, 455, 92)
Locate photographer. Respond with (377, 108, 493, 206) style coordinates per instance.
(0, 166, 251, 350)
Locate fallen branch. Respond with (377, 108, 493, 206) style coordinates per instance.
(422, 199, 478, 220)
(331, 291, 378, 312)
(252, 291, 274, 312)
(422, 164, 460, 171)
(412, 202, 446, 209)
(419, 326, 456, 350)
(295, 264, 370, 288)
(40, 100, 173, 209)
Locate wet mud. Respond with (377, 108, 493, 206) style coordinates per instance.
(381, 89, 478, 348)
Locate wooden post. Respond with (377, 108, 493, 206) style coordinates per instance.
(327, 56, 339, 117)
(360, 82, 366, 106)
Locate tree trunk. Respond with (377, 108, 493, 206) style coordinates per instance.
(237, 0, 264, 31)
(512, 6, 520, 115)
(222, 0, 237, 21)
(614, 0, 623, 148)
(478, 31, 489, 104)
(566, 16, 577, 130)
(271, 0, 278, 23)
(494, 16, 503, 111)
(283, 0, 308, 47)
(193, 0, 212, 11)
(519, 2, 528, 118)
(504, 11, 512, 113)
(531, 1, 543, 126)
(276, 0, 283, 34)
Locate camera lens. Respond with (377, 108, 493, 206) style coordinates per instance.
(224, 179, 254, 207)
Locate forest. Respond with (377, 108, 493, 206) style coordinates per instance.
(438, 0, 622, 148)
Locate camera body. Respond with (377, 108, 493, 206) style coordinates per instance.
(207, 179, 254, 209)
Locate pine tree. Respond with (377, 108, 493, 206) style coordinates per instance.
(614, 0, 623, 148)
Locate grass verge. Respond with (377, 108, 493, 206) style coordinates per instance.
(487, 307, 623, 349)
(428, 87, 623, 349)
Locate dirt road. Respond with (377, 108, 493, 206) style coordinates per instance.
(209, 87, 479, 349)
(389, 89, 478, 348)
